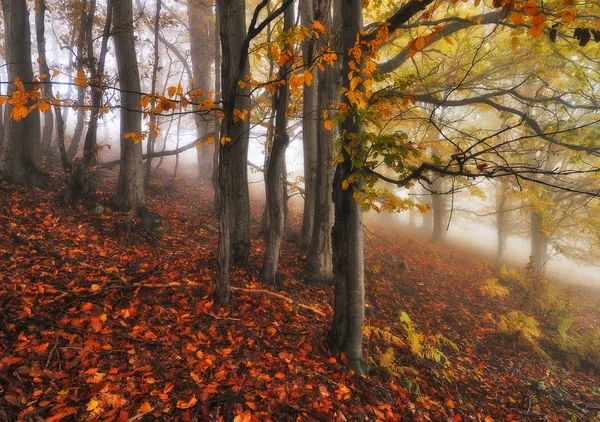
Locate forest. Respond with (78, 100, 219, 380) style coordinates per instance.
(1, 0, 600, 420)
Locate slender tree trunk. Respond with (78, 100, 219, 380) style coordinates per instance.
(112, 0, 146, 212)
(188, 0, 216, 185)
(329, 0, 365, 375)
(431, 176, 447, 242)
(306, 0, 339, 285)
(496, 179, 509, 261)
(144, 0, 162, 189)
(300, 0, 318, 249)
(530, 206, 549, 272)
(67, 0, 88, 161)
(262, 5, 294, 287)
(215, 0, 249, 303)
(35, 0, 54, 157)
(83, 0, 112, 171)
(0, 0, 43, 185)
(212, 1, 222, 208)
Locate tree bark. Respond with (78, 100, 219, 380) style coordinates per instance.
(215, 0, 250, 303)
(300, 0, 318, 249)
(431, 176, 447, 242)
(144, 0, 162, 189)
(83, 0, 112, 170)
(112, 0, 146, 212)
(0, 0, 43, 185)
(261, 5, 294, 287)
(306, 0, 340, 285)
(496, 179, 509, 261)
(188, 0, 216, 186)
(67, 0, 89, 161)
(34, 0, 54, 157)
(329, 0, 366, 375)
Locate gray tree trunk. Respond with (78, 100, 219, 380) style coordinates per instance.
(0, 0, 43, 186)
(496, 179, 509, 261)
(34, 0, 54, 157)
(188, 0, 216, 186)
(67, 0, 88, 161)
(215, 0, 250, 303)
(431, 176, 447, 242)
(329, 0, 366, 375)
(261, 5, 294, 287)
(300, 0, 317, 249)
(306, 0, 340, 285)
(112, 0, 145, 211)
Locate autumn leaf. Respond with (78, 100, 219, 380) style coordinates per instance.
(87, 399, 100, 412)
(414, 37, 426, 51)
(74, 71, 89, 88)
(140, 95, 152, 108)
(324, 120, 334, 131)
(176, 395, 198, 409)
(234, 411, 252, 422)
(512, 12, 523, 26)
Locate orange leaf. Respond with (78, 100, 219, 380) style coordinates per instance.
(176, 395, 198, 409)
(414, 37, 426, 51)
(275, 372, 286, 379)
(512, 12, 523, 26)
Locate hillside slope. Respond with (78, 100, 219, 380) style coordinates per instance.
(1, 169, 599, 421)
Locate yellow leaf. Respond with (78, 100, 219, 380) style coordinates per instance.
(324, 120, 333, 131)
(176, 396, 198, 409)
(167, 86, 177, 97)
(206, 136, 215, 145)
(220, 136, 232, 145)
(312, 20, 326, 34)
(510, 36, 520, 51)
(87, 399, 100, 412)
(14, 77, 25, 92)
(38, 100, 51, 113)
(140, 96, 151, 108)
(303, 70, 313, 87)
(342, 180, 349, 190)
(234, 411, 252, 422)
(238, 80, 247, 89)
(139, 401, 152, 413)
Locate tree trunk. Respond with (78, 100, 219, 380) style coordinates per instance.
(329, 0, 366, 375)
(496, 179, 509, 261)
(215, 0, 250, 303)
(431, 176, 447, 242)
(300, 0, 318, 249)
(67, 0, 88, 161)
(0, 0, 43, 186)
(34, 0, 54, 157)
(112, 0, 146, 212)
(530, 207, 549, 272)
(261, 5, 294, 287)
(188, 0, 216, 186)
(306, 0, 340, 285)
(144, 0, 162, 189)
(212, 1, 222, 208)
(83, 0, 112, 170)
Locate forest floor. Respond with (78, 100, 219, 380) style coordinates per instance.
(1, 165, 599, 422)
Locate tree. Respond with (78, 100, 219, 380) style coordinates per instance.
(0, 0, 43, 186)
(299, 0, 317, 249)
(306, 0, 341, 285)
(187, 0, 216, 185)
(112, 0, 146, 213)
(328, 0, 367, 375)
(261, 2, 295, 287)
(34, 0, 54, 157)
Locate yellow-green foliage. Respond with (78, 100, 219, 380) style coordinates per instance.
(479, 278, 510, 298)
(572, 329, 600, 371)
(498, 311, 541, 345)
(499, 265, 528, 290)
(367, 311, 457, 368)
(378, 347, 419, 376)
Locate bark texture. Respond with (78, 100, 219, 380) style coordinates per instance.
(299, 0, 318, 249)
(431, 176, 447, 242)
(215, 0, 250, 303)
(112, 0, 145, 211)
(261, 5, 294, 287)
(188, 0, 216, 185)
(496, 179, 509, 261)
(0, 0, 43, 185)
(329, 0, 366, 375)
(306, 0, 341, 285)
(34, 0, 54, 156)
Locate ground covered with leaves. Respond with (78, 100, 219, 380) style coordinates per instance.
(1, 167, 599, 421)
